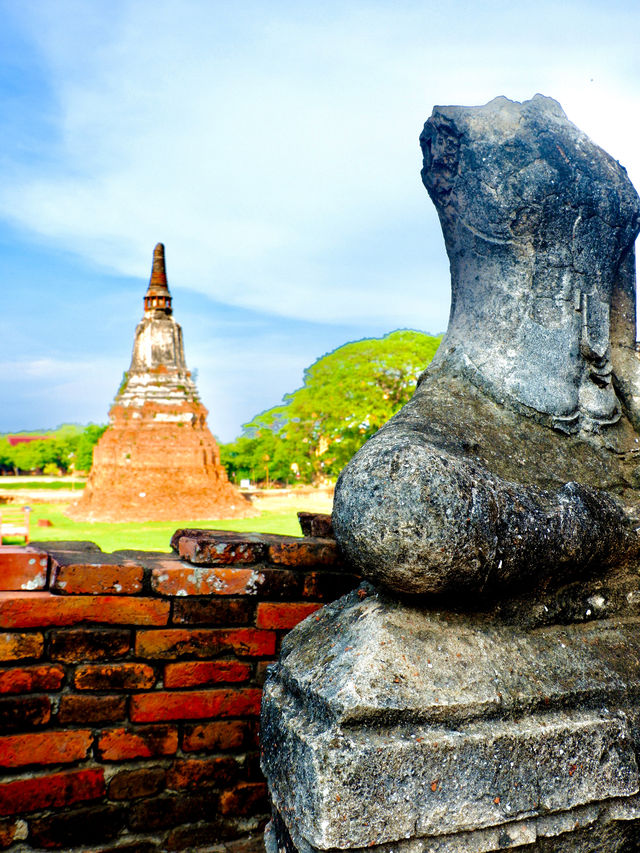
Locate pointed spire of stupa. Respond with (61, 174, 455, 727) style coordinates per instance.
(144, 242, 172, 314)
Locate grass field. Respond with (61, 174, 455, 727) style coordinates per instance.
(0, 481, 85, 490)
(1, 483, 334, 552)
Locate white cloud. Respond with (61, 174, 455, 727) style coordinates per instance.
(2, 0, 639, 330)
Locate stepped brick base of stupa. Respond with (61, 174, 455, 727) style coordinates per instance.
(68, 400, 256, 522)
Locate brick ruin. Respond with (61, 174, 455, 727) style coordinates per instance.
(68, 243, 254, 522)
(0, 517, 357, 851)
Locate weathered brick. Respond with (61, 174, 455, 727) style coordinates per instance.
(302, 570, 360, 601)
(51, 560, 144, 595)
(128, 793, 213, 832)
(74, 662, 156, 690)
(165, 821, 239, 849)
(256, 601, 322, 630)
(58, 695, 127, 725)
(243, 750, 265, 781)
(254, 568, 303, 599)
(0, 820, 17, 849)
(167, 756, 239, 790)
(0, 592, 169, 628)
(255, 660, 277, 686)
(297, 511, 334, 538)
(0, 632, 43, 662)
(0, 548, 48, 591)
(29, 804, 126, 848)
(164, 660, 251, 688)
(0, 695, 50, 730)
(0, 768, 104, 816)
(182, 720, 253, 753)
(135, 627, 275, 659)
(97, 725, 178, 761)
(268, 537, 338, 567)
(108, 766, 166, 800)
(0, 664, 64, 694)
(96, 842, 159, 853)
(131, 688, 262, 723)
(152, 565, 266, 596)
(49, 628, 131, 662)
(219, 781, 269, 816)
(173, 529, 268, 565)
(171, 597, 254, 626)
(0, 730, 92, 768)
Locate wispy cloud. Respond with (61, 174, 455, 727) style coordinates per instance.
(1, 0, 639, 329)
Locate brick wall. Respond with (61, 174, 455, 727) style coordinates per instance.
(0, 516, 358, 852)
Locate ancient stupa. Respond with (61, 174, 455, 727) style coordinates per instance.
(69, 243, 254, 522)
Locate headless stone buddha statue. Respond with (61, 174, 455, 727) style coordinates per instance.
(332, 95, 640, 598)
(263, 97, 640, 853)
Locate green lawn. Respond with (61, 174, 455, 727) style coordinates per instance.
(0, 481, 85, 490)
(8, 502, 304, 553)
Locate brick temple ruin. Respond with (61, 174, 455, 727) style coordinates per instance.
(68, 244, 254, 522)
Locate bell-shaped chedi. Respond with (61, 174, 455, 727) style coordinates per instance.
(68, 243, 254, 522)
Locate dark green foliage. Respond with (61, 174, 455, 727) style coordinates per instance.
(0, 424, 107, 474)
(221, 330, 441, 484)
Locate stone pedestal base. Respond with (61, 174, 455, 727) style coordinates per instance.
(261, 583, 640, 852)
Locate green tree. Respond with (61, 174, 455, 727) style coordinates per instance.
(221, 330, 441, 484)
(74, 424, 108, 472)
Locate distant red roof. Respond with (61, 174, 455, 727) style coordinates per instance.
(7, 435, 49, 447)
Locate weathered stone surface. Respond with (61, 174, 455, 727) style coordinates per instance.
(262, 588, 640, 852)
(68, 243, 255, 522)
(333, 96, 640, 597)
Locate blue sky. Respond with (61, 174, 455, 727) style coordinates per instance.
(1, 0, 639, 441)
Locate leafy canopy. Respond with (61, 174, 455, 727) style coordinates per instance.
(220, 330, 441, 484)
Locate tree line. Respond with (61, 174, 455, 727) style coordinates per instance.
(0, 424, 107, 475)
(3, 330, 441, 483)
(220, 330, 441, 485)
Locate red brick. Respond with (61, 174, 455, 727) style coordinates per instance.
(255, 660, 277, 686)
(219, 781, 269, 816)
(0, 632, 43, 662)
(51, 561, 143, 594)
(0, 695, 50, 730)
(268, 537, 338, 567)
(49, 628, 131, 662)
(0, 592, 169, 628)
(0, 768, 105, 816)
(256, 602, 322, 630)
(167, 757, 238, 790)
(0, 548, 48, 591)
(135, 627, 275, 659)
(131, 688, 262, 723)
(171, 597, 254, 625)
(173, 530, 268, 565)
(152, 565, 264, 596)
(108, 767, 166, 800)
(297, 511, 334, 538)
(129, 792, 213, 832)
(164, 661, 251, 688)
(74, 663, 156, 690)
(182, 720, 252, 753)
(58, 695, 127, 725)
(302, 570, 360, 601)
(97, 726, 178, 761)
(0, 730, 92, 767)
(29, 804, 126, 848)
(0, 819, 21, 849)
(0, 664, 64, 694)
